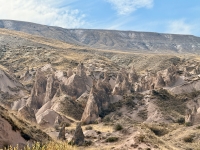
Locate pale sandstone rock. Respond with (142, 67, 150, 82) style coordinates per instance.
(18, 105, 36, 122)
(44, 74, 59, 103)
(129, 65, 138, 83)
(154, 73, 165, 88)
(26, 69, 47, 109)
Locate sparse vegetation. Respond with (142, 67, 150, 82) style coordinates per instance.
(196, 126, 200, 129)
(152, 89, 187, 116)
(183, 135, 194, 143)
(185, 122, 193, 127)
(2, 26, 200, 150)
(137, 109, 148, 120)
(123, 94, 136, 108)
(103, 116, 111, 122)
(148, 125, 168, 136)
(134, 134, 145, 143)
(84, 140, 93, 146)
(106, 101, 123, 113)
(105, 137, 119, 142)
(176, 117, 185, 124)
(4, 141, 77, 150)
(85, 126, 93, 130)
(114, 123, 123, 131)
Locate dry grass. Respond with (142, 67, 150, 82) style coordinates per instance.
(0, 28, 74, 50)
(4, 141, 77, 150)
(0, 64, 8, 71)
(86, 124, 114, 133)
(65, 123, 114, 133)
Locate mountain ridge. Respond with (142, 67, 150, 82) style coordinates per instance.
(1, 20, 200, 53)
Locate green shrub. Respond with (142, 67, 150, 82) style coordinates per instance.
(176, 117, 185, 124)
(84, 140, 92, 146)
(149, 126, 168, 136)
(106, 137, 118, 142)
(85, 126, 93, 130)
(183, 135, 194, 143)
(196, 126, 200, 129)
(185, 122, 192, 127)
(116, 112, 122, 117)
(114, 123, 123, 131)
(125, 98, 136, 108)
(103, 116, 110, 122)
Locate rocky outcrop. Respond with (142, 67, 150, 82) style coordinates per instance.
(76, 62, 88, 84)
(22, 67, 31, 81)
(54, 116, 61, 126)
(67, 68, 73, 77)
(12, 98, 27, 111)
(112, 83, 122, 95)
(0, 69, 22, 95)
(115, 72, 123, 84)
(76, 92, 89, 108)
(81, 80, 110, 124)
(113, 69, 132, 94)
(185, 110, 194, 125)
(71, 123, 84, 146)
(129, 66, 138, 83)
(35, 101, 52, 117)
(97, 72, 112, 95)
(18, 106, 36, 122)
(165, 73, 177, 87)
(121, 76, 132, 94)
(185, 106, 197, 125)
(81, 87, 99, 124)
(62, 74, 87, 98)
(166, 64, 177, 75)
(44, 74, 59, 103)
(196, 65, 200, 74)
(170, 80, 200, 94)
(36, 109, 71, 126)
(26, 69, 47, 109)
(164, 65, 178, 87)
(135, 83, 142, 92)
(51, 94, 84, 120)
(154, 73, 165, 88)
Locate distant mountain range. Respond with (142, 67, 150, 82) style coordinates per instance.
(1, 20, 200, 53)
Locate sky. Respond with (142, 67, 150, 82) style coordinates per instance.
(0, 0, 200, 36)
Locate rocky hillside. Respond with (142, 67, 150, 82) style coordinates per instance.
(0, 105, 51, 148)
(1, 20, 200, 53)
(1, 23, 200, 149)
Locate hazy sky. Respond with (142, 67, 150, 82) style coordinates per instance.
(0, 0, 200, 36)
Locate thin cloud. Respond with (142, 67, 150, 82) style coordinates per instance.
(0, 0, 86, 28)
(106, 0, 153, 15)
(166, 19, 193, 35)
